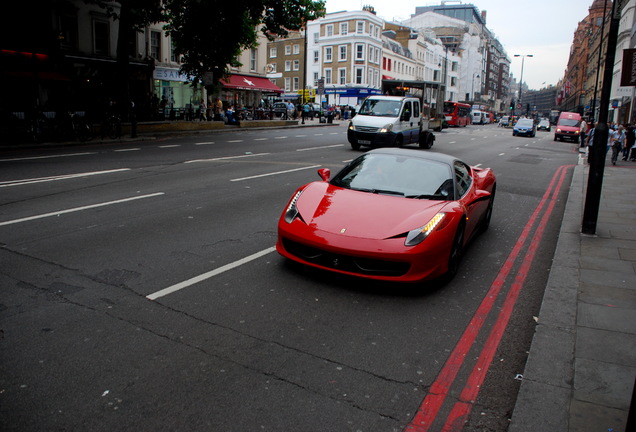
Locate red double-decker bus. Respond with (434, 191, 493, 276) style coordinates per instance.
(443, 101, 471, 127)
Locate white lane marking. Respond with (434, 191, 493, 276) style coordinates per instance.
(295, 135, 307, 137)
(115, 148, 140, 152)
(297, 144, 344, 152)
(195, 141, 215, 145)
(0, 169, 131, 188)
(274, 136, 287, 139)
(146, 246, 276, 300)
(159, 145, 181, 148)
(228, 140, 243, 143)
(185, 153, 270, 163)
(231, 165, 321, 182)
(450, 141, 456, 144)
(254, 138, 267, 141)
(0, 152, 96, 162)
(499, 153, 505, 156)
(0, 192, 164, 227)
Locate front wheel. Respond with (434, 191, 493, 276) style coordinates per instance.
(480, 184, 496, 232)
(445, 220, 465, 281)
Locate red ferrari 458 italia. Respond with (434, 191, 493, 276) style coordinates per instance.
(276, 148, 496, 283)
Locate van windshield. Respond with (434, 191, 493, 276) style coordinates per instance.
(559, 119, 580, 127)
(359, 99, 402, 117)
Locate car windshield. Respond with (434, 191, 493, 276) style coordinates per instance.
(358, 99, 402, 117)
(539, 120, 548, 125)
(559, 119, 580, 127)
(516, 119, 533, 127)
(331, 153, 454, 200)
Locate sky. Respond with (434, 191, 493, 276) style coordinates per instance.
(324, 0, 596, 90)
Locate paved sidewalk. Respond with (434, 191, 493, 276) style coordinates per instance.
(509, 160, 636, 431)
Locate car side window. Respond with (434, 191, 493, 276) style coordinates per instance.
(454, 161, 472, 197)
(413, 101, 420, 118)
(402, 101, 412, 119)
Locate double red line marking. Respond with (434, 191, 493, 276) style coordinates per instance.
(406, 164, 574, 432)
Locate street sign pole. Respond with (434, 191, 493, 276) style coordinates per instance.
(582, 0, 621, 235)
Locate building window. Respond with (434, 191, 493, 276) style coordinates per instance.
(326, 24, 333, 37)
(293, 44, 300, 55)
(339, 45, 347, 61)
(284, 77, 291, 91)
(285, 45, 292, 55)
(149, 30, 161, 59)
(250, 49, 257, 71)
(313, 32, 319, 43)
(59, 13, 78, 50)
(339, 68, 346, 84)
(293, 77, 299, 91)
(340, 22, 348, 35)
(285, 60, 291, 71)
(324, 46, 332, 62)
(170, 39, 177, 62)
(324, 68, 332, 84)
(357, 21, 364, 34)
(293, 59, 299, 71)
(270, 47, 277, 58)
(94, 20, 110, 56)
(355, 67, 364, 84)
(313, 50, 319, 63)
(313, 72, 319, 86)
(356, 44, 364, 60)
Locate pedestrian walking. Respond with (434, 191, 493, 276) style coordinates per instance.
(611, 125, 625, 165)
(623, 124, 634, 161)
(580, 118, 588, 148)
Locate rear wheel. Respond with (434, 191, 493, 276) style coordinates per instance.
(395, 135, 404, 147)
(419, 131, 433, 149)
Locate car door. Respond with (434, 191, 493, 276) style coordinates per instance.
(455, 161, 484, 237)
(400, 101, 414, 143)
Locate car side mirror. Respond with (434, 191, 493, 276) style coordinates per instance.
(318, 168, 331, 181)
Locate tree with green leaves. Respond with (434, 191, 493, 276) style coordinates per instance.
(93, 0, 325, 110)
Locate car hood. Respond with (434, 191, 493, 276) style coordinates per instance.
(295, 182, 449, 239)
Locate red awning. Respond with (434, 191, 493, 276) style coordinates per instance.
(221, 74, 283, 93)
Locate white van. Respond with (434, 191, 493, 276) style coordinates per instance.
(471, 110, 484, 125)
(347, 96, 435, 149)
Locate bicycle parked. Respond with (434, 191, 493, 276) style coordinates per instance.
(101, 114, 122, 139)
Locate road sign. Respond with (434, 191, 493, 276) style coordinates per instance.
(516, 103, 522, 109)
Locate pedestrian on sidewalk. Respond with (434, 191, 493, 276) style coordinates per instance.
(623, 124, 634, 160)
(580, 118, 588, 148)
(610, 125, 625, 165)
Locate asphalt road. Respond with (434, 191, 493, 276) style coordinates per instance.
(0, 123, 580, 431)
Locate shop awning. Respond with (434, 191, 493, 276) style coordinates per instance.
(221, 74, 283, 93)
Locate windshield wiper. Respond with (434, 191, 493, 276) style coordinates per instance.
(406, 194, 448, 200)
(350, 187, 404, 196)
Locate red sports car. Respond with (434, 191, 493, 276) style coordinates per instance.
(276, 148, 496, 283)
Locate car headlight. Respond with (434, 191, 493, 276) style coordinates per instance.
(405, 213, 446, 246)
(556, 128, 562, 133)
(284, 190, 303, 223)
(379, 123, 393, 133)
(348, 121, 354, 130)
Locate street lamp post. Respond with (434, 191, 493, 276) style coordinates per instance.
(514, 54, 533, 115)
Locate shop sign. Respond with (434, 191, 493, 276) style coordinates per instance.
(154, 67, 192, 82)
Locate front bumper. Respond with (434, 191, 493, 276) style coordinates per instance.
(276, 220, 452, 283)
(347, 128, 398, 147)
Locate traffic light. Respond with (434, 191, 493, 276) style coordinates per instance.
(510, 99, 515, 110)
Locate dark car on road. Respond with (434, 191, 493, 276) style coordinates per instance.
(513, 118, 536, 137)
(537, 119, 551, 131)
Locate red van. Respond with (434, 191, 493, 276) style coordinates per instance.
(554, 112, 582, 143)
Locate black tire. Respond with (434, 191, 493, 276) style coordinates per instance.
(480, 184, 496, 232)
(446, 220, 465, 281)
(419, 131, 432, 149)
(350, 141, 361, 150)
(395, 135, 404, 147)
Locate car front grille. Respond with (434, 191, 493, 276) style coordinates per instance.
(355, 125, 380, 133)
(283, 239, 410, 277)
